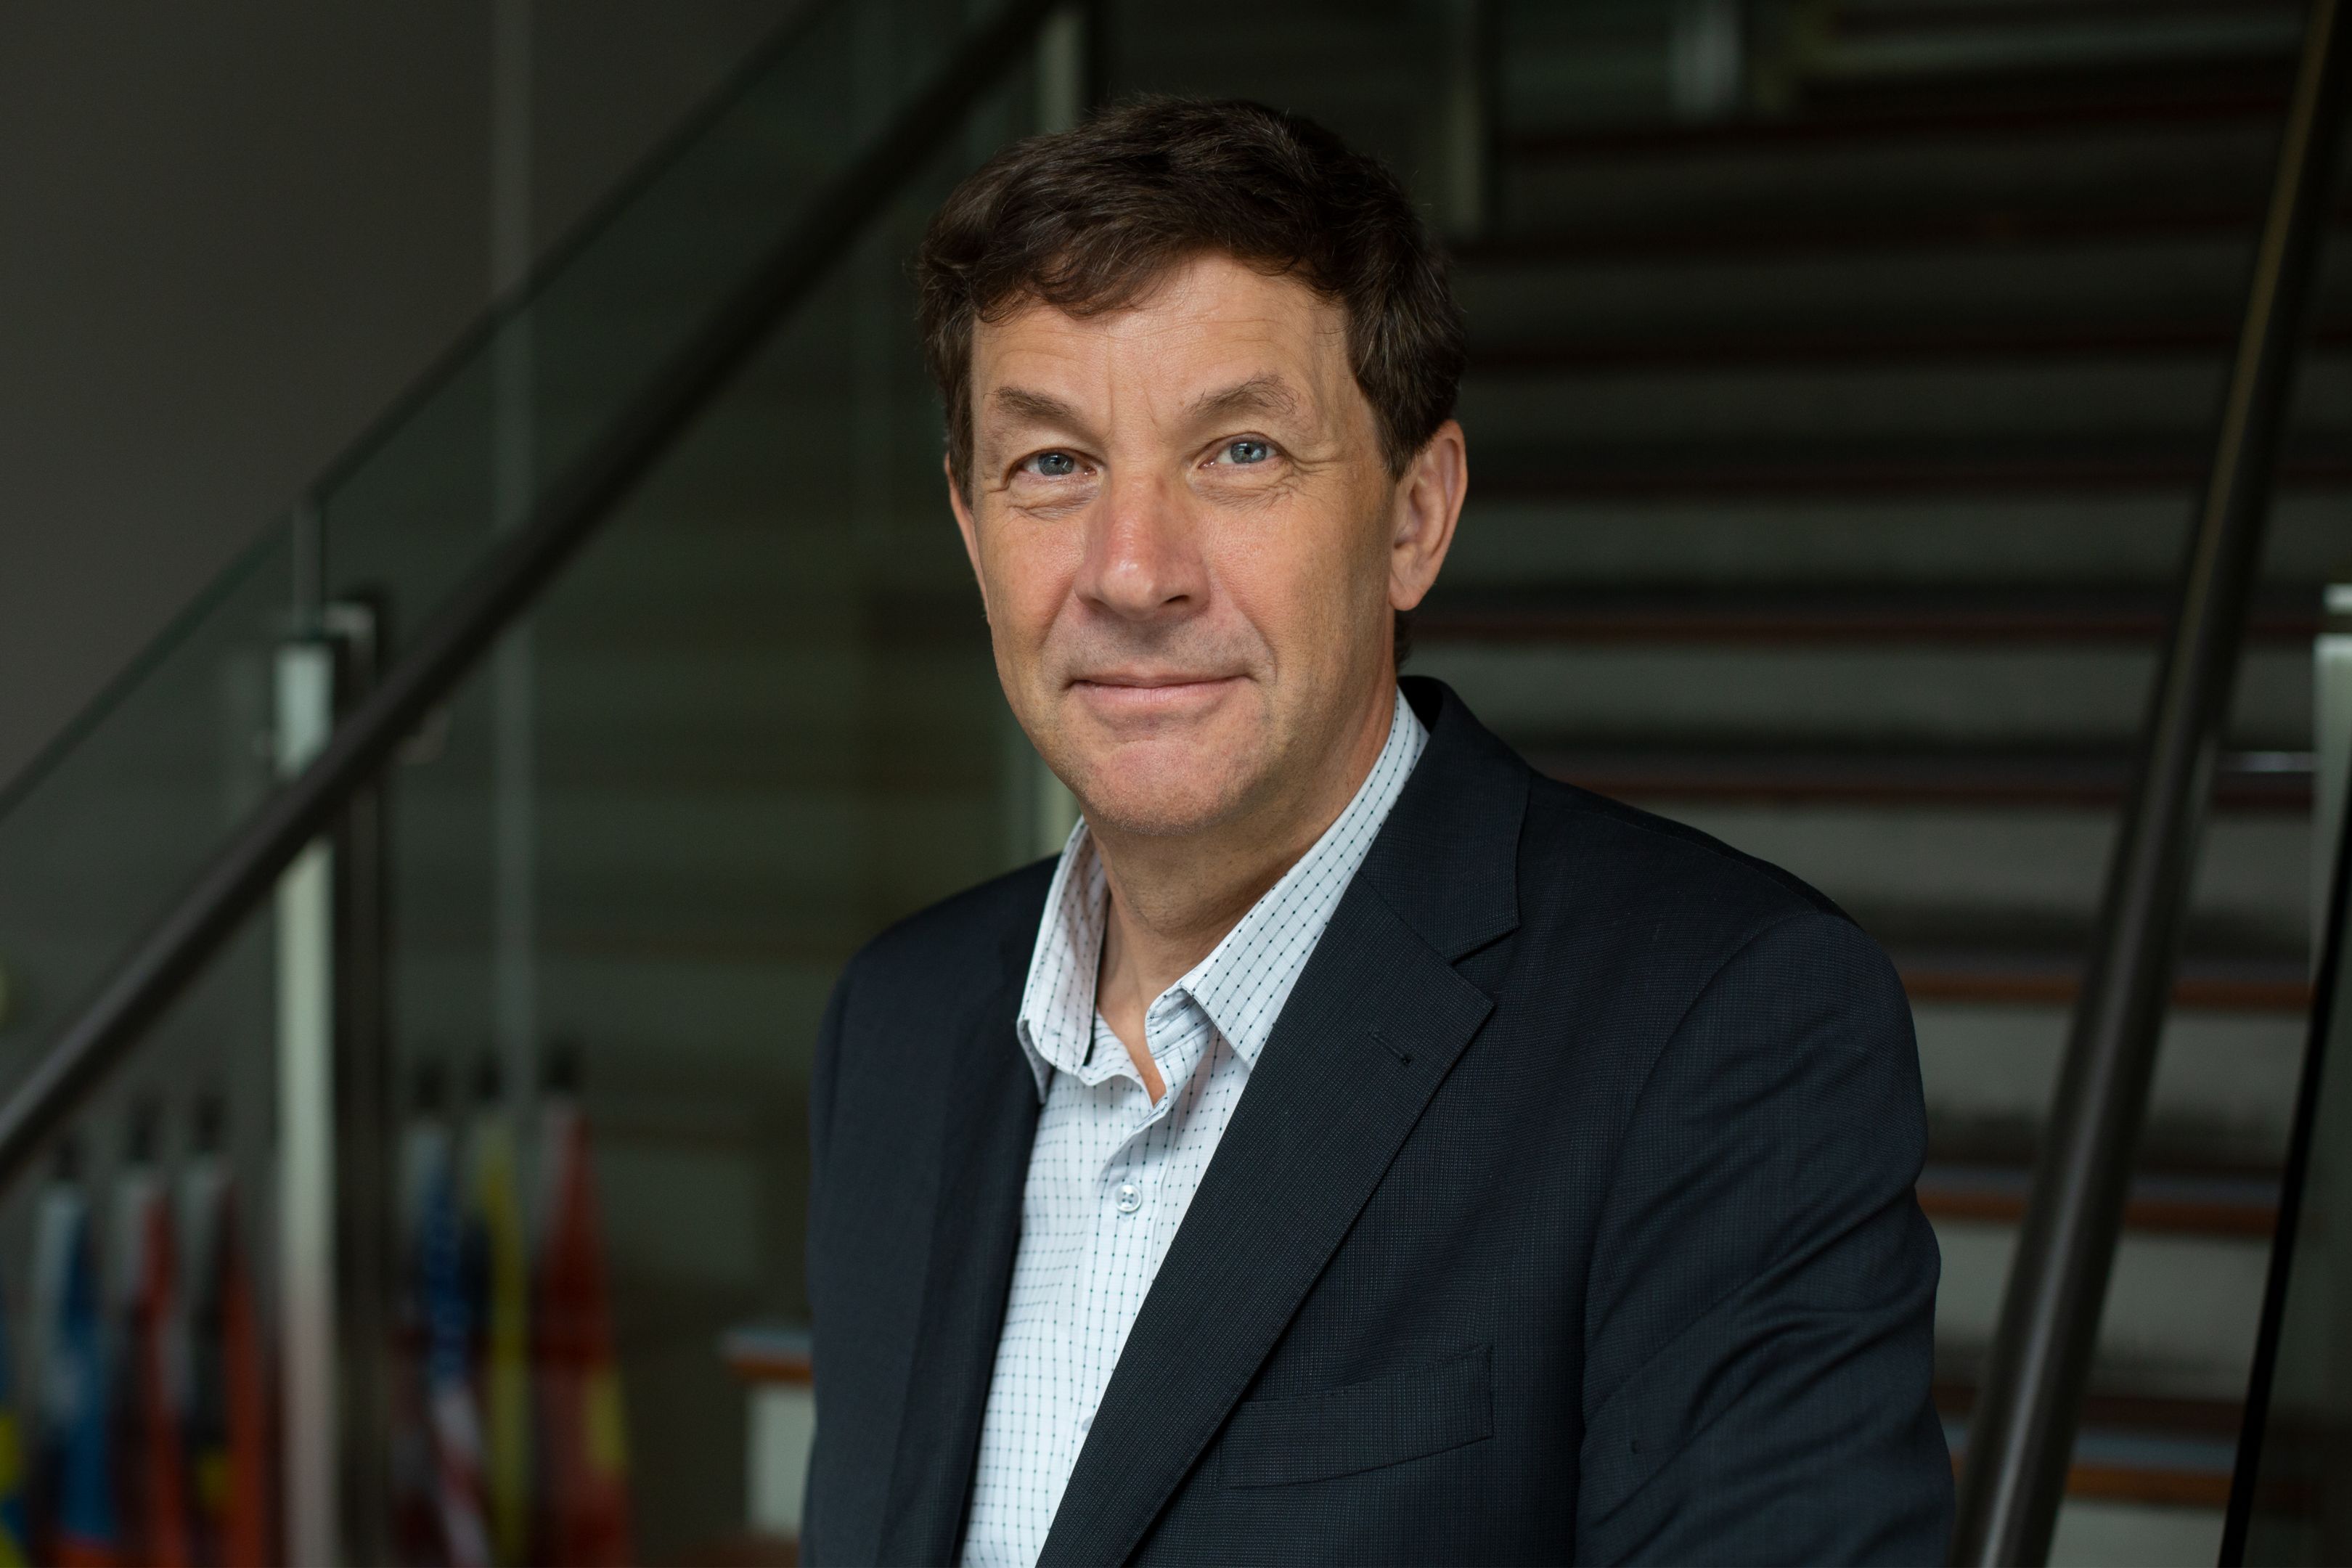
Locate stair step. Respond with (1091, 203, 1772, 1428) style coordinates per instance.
(1533, 746, 2310, 809)
(1472, 441, 2352, 499)
(1469, 317, 2352, 372)
(1792, 36, 2295, 113)
(1837, 0, 2297, 45)
(1460, 199, 2326, 263)
(1453, 229, 2352, 353)
(1899, 950, 2311, 1011)
(1413, 641, 2309, 749)
(1463, 361, 2352, 454)
(1811, 17, 2298, 100)
(1416, 584, 2318, 645)
(1645, 801, 2305, 952)
(1442, 492, 2350, 592)
(1919, 999, 2303, 1171)
(1919, 1162, 2277, 1237)
(1932, 1217, 2266, 1400)
(1935, 1385, 2244, 1529)
(1511, 65, 2287, 163)
(1937, 1387, 2241, 1508)
(1502, 78, 2292, 242)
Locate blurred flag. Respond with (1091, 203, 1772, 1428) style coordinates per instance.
(392, 1063, 448, 1564)
(34, 1151, 116, 1567)
(114, 1108, 192, 1567)
(465, 1059, 530, 1567)
(0, 1277, 33, 1564)
(531, 1045, 631, 1567)
(181, 1101, 271, 1568)
(422, 1102, 491, 1568)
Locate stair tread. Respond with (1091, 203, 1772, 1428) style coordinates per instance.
(1935, 1384, 2242, 1504)
(1511, 65, 2287, 163)
(1527, 745, 2311, 810)
(1476, 440, 2352, 498)
(1415, 584, 2319, 644)
(1895, 950, 2311, 1010)
(1919, 1160, 2279, 1236)
(1468, 317, 2352, 371)
(1835, 0, 2298, 40)
(1460, 200, 2323, 264)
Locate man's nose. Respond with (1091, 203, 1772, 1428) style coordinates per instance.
(1073, 469, 1206, 622)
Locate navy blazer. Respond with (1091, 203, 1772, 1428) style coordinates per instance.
(804, 677, 1952, 1564)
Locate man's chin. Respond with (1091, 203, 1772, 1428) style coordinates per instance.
(1063, 760, 1256, 841)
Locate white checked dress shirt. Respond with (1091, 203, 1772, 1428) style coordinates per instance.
(960, 691, 1428, 1568)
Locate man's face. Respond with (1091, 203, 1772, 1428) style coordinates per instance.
(949, 253, 1457, 840)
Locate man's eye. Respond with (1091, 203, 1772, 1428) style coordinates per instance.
(1024, 451, 1079, 478)
(1218, 439, 1273, 466)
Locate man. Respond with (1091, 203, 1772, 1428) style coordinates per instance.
(804, 98, 1951, 1565)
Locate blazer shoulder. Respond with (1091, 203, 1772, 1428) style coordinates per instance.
(840, 854, 1058, 999)
(1522, 772, 1853, 935)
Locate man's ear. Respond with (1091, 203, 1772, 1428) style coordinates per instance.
(946, 452, 989, 618)
(1389, 419, 1466, 614)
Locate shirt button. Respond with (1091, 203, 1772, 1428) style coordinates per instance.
(1077, 1412, 1093, 1433)
(1114, 1180, 1142, 1214)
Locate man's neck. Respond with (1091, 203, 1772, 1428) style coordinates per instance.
(1091, 684, 1399, 1091)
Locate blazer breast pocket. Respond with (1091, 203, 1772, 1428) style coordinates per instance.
(1220, 1345, 1493, 1489)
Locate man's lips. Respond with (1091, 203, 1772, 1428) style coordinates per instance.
(1073, 673, 1241, 689)
(1069, 673, 1244, 712)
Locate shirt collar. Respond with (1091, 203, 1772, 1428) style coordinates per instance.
(1014, 690, 1429, 1100)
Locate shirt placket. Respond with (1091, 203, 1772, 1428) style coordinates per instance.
(1067, 999, 1212, 1433)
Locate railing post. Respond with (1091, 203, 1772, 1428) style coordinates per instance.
(277, 597, 396, 1567)
(274, 634, 341, 1566)
(1671, 0, 1747, 122)
(1035, 1, 1099, 136)
(2314, 581, 2352, 958)
(1950, 1, 2352, 1561)
(1437, 0, 1498, 240)
(325, 598, 395, 1566)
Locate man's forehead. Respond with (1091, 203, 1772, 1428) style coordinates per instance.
(970, 256, 1350, 417)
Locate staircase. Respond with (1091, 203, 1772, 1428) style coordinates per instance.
(1121, 0, 2337, 1561)
(0, 0, 2337, 1559)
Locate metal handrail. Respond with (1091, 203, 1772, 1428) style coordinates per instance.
(1950, 0, 2352, 1560)
(0, 0, 1065, 1194)
(2218, 671, 2352, 1561)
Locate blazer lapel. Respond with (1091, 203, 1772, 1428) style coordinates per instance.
(875, 975, 1040, 1565)
(1038, 679, 1529, 1565)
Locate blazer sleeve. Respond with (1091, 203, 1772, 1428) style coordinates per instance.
(801, 956, 857, 1568)
(1575, 910, 1953, 1567)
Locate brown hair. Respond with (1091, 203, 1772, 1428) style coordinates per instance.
(915, 96, 1466, 506)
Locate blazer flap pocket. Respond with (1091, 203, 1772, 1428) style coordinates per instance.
(1221, 1346, 1493, 1489)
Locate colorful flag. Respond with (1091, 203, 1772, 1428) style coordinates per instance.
(422, 1114, 491, 1568)
(181, 1111, 271, 1568)
(531, 1050, 631, 1567)
(113, 1117, 192, 1567)
(0, 1277, 33, 1565)
(392, 1067, 449, 1565)
(33, 1158, 116, 1567)
(464, 1066, 531, 1567)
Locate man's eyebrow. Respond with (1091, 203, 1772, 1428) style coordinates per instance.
(984, 385, 1086, 429)
(1186, 374, 1302, 425)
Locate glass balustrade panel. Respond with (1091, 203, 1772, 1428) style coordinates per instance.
(372, 44, 1048, 1561)
(0, 0, 1000, 1172)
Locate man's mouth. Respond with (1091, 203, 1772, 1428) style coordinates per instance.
(1069, 672, 1244, 713)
